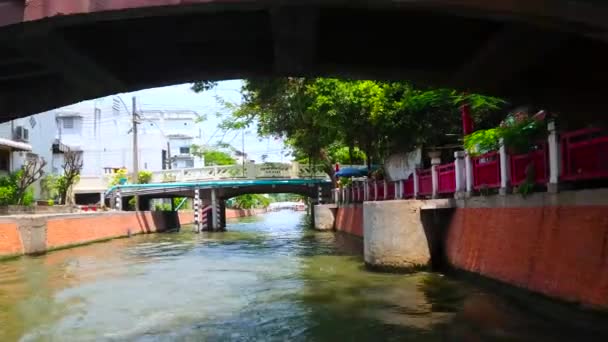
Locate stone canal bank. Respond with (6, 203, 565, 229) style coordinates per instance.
(318, 188, 608, 310)
(0, 208, 265, 259)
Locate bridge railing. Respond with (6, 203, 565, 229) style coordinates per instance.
(333, 123, 608, 205)
(74, 162, 345, 194)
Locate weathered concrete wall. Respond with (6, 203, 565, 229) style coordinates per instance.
(335, 204, 363, 237)
(364, 200, 451, 271)
(313, 204, 336, 231)
(446, 188, 608, 309)
(0, 211, 181, 258)
(225, 208, 266, 219)
(0, 205, 78, 216)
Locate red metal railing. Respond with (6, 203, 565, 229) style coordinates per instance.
(510, 144, 548, 186)
(561, 127, 608, 181)
(418, 168, 433, 196)
(437, 162, 456, 194)
(472, 151, 501, 189)
(403, 176, 414, 198)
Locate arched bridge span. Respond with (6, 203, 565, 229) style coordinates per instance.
(1, 1, 608, 120)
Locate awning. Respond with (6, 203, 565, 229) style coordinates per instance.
(0, 138, 32, 151)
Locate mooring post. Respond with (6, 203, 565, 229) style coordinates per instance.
(115, 189, 122, 211)
(194, 188, 200, 233)
(211, 187, 218, 231)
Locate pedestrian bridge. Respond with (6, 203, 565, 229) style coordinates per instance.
(105, 177, 332, 232)
(76, 162, 348, 196)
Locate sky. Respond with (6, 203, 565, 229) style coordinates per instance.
(115, 80, 290, 163)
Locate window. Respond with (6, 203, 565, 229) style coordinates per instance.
(63, 117, 74, 129)
(179, 147, 190, 154)
(185, 159, 194, 168)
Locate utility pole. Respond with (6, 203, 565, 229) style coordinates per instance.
(132, 96, 139, 183)
(166, 141, 172, 169)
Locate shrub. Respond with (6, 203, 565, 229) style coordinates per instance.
(138, 170, 153, 184)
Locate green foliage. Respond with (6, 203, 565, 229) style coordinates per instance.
(47, 199, 55, 206)
(500, 116, 547, 155)
(22, 188, 34, 206)
(0, 172, 35, 206)
(128, 197, 136, 210)
(198, 78, 504, 182)
(138, 170, 153, 184)
(232, 194, 271, 209)
(463, 128, 502, 156)
(464, 110, 549, 156)
(109, 168, 129, 186)
(328, 146, 366, 165)
(41, 174, 59, 200)
(172, 197, 189, 210)
(191, 145, 236, 166)
(154, 203, 172, 211)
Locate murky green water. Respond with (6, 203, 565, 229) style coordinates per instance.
(0, 211, 605, 341)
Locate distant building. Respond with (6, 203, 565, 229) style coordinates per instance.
(0, 96, 205, 202)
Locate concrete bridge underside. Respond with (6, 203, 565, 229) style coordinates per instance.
(112, 180, 331, 230)
(1, 1, 608, 122)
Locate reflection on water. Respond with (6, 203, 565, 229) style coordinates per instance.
(0, 211, 605, 341)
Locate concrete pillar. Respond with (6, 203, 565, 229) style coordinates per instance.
(219, 200, 226, 231)
(317, 186, 323, 204)
(454, 151, 466, 198)
(373, 181, 378, 201)
(383, 180, 388, 200)
(431, 158, 440, 199)
(99, 192, 105, 206)
(115, 189, 122, 211)
(413, 170, 420, 198)
(364, 179, 369, 201)
(394, 181, 399, 200)
(548, 121, 560, 193)
(313, 204, 336, 230)
(211, 188, 218, 231)
(499, 138, 511, 195)
(364, 200, 433, 271)
(465, 154, 473, 195)
(194, 188, 200, 232)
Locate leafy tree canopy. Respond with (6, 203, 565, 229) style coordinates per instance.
(192, 78, 505, 181)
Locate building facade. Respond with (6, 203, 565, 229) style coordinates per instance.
(0, 96, 205, 202)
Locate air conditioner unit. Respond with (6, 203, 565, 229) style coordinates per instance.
(14, 126, 29, 141)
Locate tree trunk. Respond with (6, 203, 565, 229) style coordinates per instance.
(319, 148, 337, 187)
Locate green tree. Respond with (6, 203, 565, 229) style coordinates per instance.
(56, 150, 83, 205)
(191, 145, 236, 166)
(192, 78, 505, 180)
(232, 194, 271, 209)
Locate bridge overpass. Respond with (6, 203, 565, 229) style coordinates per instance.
(98, 162, 343, 231)
(0, 0, 608, 122)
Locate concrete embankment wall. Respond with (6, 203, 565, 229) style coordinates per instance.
(0, 211, 182, 258)
(446, 189, 608, 309)
(225, 208, 267, 219)
(335, 204, 363, 237)
(334, 188, 608, 309)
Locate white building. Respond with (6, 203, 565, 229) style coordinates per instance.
(0, 96, 205, 203)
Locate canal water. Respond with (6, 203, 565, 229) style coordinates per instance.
(0, 211, 604, 341)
